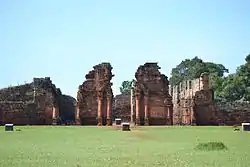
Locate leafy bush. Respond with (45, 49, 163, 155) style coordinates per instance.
(195, 141, 228, 151)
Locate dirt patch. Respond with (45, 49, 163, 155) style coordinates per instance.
(131, 131, 159, 141)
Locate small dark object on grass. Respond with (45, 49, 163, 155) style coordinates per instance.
(233, 125, 240, 131)
(16, 129, 22, 131)
(195, 142, 228, 151)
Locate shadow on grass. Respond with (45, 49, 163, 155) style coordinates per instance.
(195, 141, 228, 151)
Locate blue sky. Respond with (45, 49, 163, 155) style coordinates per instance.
(0, 0, 249, 97)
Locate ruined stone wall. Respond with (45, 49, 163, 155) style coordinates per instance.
(76, 63, 114, 125)
(193, 90, 217, 125)
(215, 101, 250, 125)
(171, 73, 250, 126)
(112, 92, 132, 122)
(134, 63, 173, 125)
(58, 95, 76, 124)
(0, 77, 60, 125)
(171, 73, 217, 125)
(170, 75, 212, 106)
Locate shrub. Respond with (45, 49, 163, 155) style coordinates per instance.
(195, 141, 228, 151)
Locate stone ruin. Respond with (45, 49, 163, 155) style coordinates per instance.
(215, 100, 250, 125)
(133, 63, 173, 125)
(170, 72, 250, 126)
(1, 62, 250, 126)
(0, 77, 60, 125)
(114, 65, 250, 126)
(171, 72, 217, 125)
(76, 63, 114, 125)
(112, 63, 173, 125)
(0, 77, 76, 125)
(113, 92, 131, 122)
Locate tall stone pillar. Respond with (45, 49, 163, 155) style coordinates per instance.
(167, 106, 170, 118)
(200, 72, 209, 90)
(190, 107, 196, 125)
(166, 104, 173, 125)
(97, 91, 103, 126)
(183, 110, 187, 124)
(130, 88, 134, 123)
(52, 106, 58, 125)
(144, 96, 149, 125)
(170, 105, 173, 125)
(75, 105, 81, 125)
(135, 94, 140, 125)
(167, 106, 171, 125)
(106, 95, 112, 126)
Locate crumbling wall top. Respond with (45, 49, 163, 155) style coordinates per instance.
(93, 62, 113, 70)
(135, 62, 162, 81)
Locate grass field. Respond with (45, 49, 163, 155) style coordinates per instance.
(0, 126, 249, 167)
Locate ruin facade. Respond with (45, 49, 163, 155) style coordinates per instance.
(133, 63, 173, 125)
(0, 77, 60, 125)
(113, 92, 132, 122)
(76, 63, 114, 126)
(1, 62, 249, 126)
(170, 73, 217, 125)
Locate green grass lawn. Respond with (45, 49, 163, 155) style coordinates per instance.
(0, 126, 249, 167)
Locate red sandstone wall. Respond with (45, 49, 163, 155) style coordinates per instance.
(113, 92, 131, 122)
(0, 102, 54, 125)
(77, 63, 114, 125)
(192, 90, 217, 125)
(215, 101, 250, 125)
(0, 78, 60, 125)
(77, 78, 99, 125)
(134, 63, 173, 125)
(194, 104, 217, 125)
(0, 84, 33, 102)
(149, 96, 166, 118)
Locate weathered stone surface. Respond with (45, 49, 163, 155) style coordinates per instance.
(76, 63, 114, 125)
(134, 62, 173, 125)
(112, 92, 131, 122)
(215, 101, 250, 125)
(0, 77, 60, 125)
(171, 73, 250, 126)
(1, 62, 249, 126)
(58, 95, 76, 124)
(171, 73, 217, 125)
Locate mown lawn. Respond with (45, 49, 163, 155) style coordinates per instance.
(0, 126, 249, 167)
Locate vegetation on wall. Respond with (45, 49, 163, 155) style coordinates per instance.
(169, 55, 250, 101)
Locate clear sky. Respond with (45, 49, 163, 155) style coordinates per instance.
(0, 0, 249, 98)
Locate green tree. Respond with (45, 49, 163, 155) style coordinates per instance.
(206, 54, 249, 101)
(215, 74, 245, 101)
(169, 56, 229, 86)
(119, 80, 135, 94)
(230, 54, 250, 101)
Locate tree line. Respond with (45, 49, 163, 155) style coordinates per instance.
(119, 54, 250, 102)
